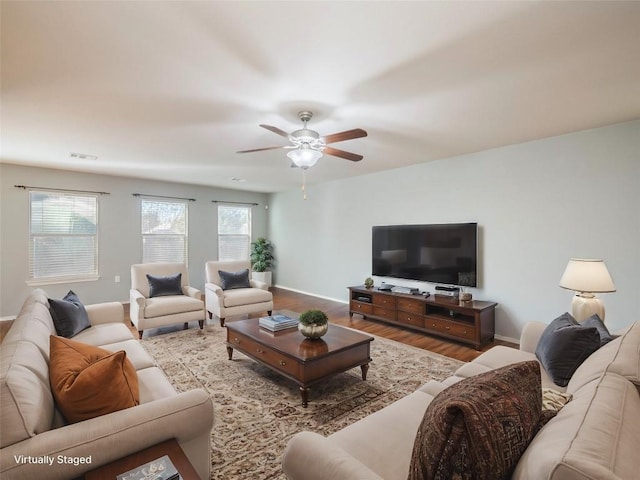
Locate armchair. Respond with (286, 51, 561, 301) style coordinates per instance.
(205, 260, 273, 327)
(130, 262, 205, 338)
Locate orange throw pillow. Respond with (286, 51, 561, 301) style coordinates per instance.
(49, 335, 140, 423)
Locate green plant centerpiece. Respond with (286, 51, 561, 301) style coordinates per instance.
(364, 277, 374, 289)
(250, 237, 274, 272)
(298, 309, 329, 340)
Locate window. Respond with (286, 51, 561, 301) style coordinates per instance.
(218, 205, 251, 261)
(141, 199, 187, 263)
(29, 191, 98, 283)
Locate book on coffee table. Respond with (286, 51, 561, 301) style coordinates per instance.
(259, 314, 298, 331)
(116, 454, 180, 480)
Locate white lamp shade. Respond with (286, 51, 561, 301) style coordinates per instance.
(559, 258, 616, 293)
(287, 146, 322, 169)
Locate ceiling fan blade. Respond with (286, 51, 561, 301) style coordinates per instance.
(322, 128, 368, 144)
(236, 145, 284, 154)
(259, 124, 290, 138)
(323, 146, 363, 162)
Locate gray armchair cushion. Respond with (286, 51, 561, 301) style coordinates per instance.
(146, 273, 183, 297)
(218, 269, 251, 290)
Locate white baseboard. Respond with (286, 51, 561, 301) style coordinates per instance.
(494, 334, 520, 345)
(272, 284, 348, 305)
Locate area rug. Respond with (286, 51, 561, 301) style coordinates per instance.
(141, 324, 463, 480)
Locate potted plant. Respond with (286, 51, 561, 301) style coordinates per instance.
(250, 237, 274, 286)
(298, 309, 329, 339)
(364, 277, 374, 289)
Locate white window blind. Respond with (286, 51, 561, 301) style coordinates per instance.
(141, 199, 187, 263)
(29, 191, 98, 282)
(218, 205, 251, 261)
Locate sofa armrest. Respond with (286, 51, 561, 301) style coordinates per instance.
(183, 285, 202, 300)
(205, 282, 224, 300)
(520, 321, 548, 353)
(85, 302, 125, 326)
(282, 431, 384, 480)
(0, 389, 213, 480)
(250, 279, 269, 290)
(129, 288, 146, 306)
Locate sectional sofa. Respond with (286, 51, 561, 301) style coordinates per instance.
(283, 320, 640, 480)
(0, 289, 213, 480)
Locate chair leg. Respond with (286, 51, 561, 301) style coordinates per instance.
(267, 310, 272, 316)
(208, 311, 213, 320)
(138, 330, 143, 339)
(199, 320, 204, 329)
(219, 317, 225, 327)
(183, 322, 188, 330)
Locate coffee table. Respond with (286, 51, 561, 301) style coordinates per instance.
(225, 317, 373, 407)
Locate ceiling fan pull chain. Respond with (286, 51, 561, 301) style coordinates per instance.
(302, 169, 307, 200)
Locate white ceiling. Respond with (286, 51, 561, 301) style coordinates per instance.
(2, 1, 639, 193)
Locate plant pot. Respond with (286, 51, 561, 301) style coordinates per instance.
(298, 322, 328, 339)
(252, 271, 272, 287)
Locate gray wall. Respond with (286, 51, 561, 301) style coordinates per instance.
(268, 120, 640, 341)
(0, 165, 268, 315)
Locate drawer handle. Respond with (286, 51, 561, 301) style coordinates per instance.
(431, 323, 436, 328)
(445, 326, 451, 331)
(407, 316, 411, 321)
(234, 337, 241, 344)
(463, 330, 468, 335)
(256, 348, 263, 354)
(279, 360, 286, 366)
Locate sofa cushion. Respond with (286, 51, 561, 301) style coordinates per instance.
(48, 290, 92, 338)
(408, 361, 542, 480)
(222, 287, 272, 308)
(72, 322, 135, 346)
(143, 295, 203, 319)
(218, 268, 251, 290)
(49, 336, 139, 423)
(0, 341, 55, 448)
(535, 312, 601, 387)
(513, 373, 640, 480)
(146, 273, 184, 297)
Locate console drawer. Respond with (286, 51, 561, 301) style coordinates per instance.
(397, 298, 424, 315)
(372, 294, 396, 308)
(426, 317, 475, 341)
(227, 332, 300, 377)
(351, 301, 373, 315)
(373, 306, 396, 322)
(397, 312, 424, 328)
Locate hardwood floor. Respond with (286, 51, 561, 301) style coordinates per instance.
(269, 287, 516, 363)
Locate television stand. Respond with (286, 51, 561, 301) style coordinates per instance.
(348, 286, 497, 350)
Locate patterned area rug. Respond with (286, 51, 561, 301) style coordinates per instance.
(141, 323, 463, 480)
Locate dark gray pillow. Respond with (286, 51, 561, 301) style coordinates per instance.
(218, 269, 250, 290)
(535, 312, 601, 387)
(146, 273, 183, 297)
(581, 314, 614, 346)
(48, 290, 91, 338)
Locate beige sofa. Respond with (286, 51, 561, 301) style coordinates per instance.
(283, 320, 640, 480)
(0, 289, 213, 480)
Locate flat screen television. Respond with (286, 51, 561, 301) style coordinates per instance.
(372, 223, 478, 287)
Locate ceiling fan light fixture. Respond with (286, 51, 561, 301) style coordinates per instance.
(286, 144, 323, 169)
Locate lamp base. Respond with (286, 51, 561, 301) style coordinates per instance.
(571, 294, 605, 322)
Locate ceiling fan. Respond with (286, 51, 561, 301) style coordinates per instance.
(237, 111, 367, 169)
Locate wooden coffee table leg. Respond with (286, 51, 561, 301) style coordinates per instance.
(361, 363, 370, 381)
(300, 387, 310, 407)
(226, 346, 233, 360)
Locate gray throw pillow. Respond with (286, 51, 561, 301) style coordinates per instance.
(535, 312, 601, 387)
(48, 290, 91, 338)
(218, 269, 251, 290)
(581, 314, 614, 346)
(146, 272, 183, 297)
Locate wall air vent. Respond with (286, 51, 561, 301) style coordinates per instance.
(70, 152, 98, 161)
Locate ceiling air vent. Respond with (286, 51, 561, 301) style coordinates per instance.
(70, 152, 98, 161)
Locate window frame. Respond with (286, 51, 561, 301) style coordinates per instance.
(140, 197, 189, 264)
(217, 204, 252, 261)
(26, 190, 100, 286)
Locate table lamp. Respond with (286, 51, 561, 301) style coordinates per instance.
(559, 258, 616, 322)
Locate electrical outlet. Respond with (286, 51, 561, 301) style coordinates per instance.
(115, 275, 120, 283)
